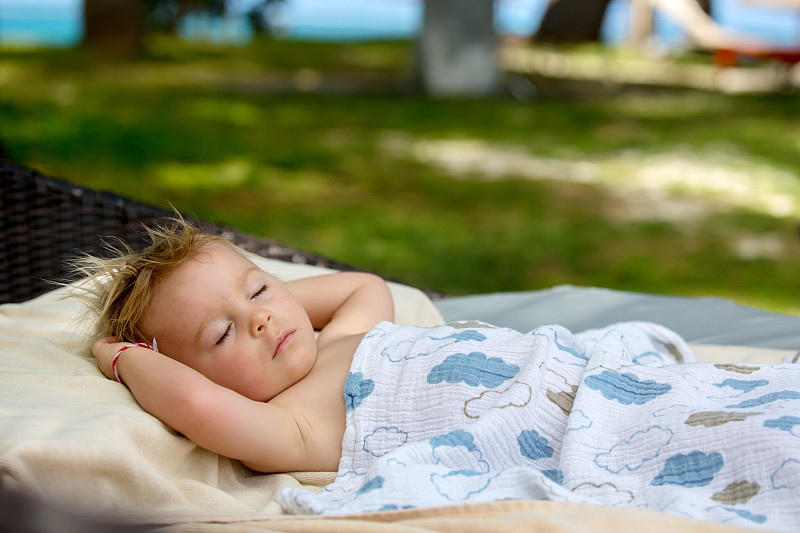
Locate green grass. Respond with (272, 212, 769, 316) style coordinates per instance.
(2, 37, 799, 314)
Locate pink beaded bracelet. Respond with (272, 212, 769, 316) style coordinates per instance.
(112, 339, 158, 384)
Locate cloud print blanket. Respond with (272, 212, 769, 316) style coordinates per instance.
(277, 321, 800, 532)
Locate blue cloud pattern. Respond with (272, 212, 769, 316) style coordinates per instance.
(651, 451, 724, 487)
(344, 372, 374, 413)
(364, 427, 409, 457)
(518, 429, 554, 461)
(725, 507, 767, 524)
(594, 426, 673, 473)
(433, 330, 488, 343)
(771, 459, 800, 489)
(727, 390, 800, 409)
(427, 352, 520, 388)
(714, 379, 769, 393)
(585, 370, 671, 405)
(430, 470, 496, 502)
(532, 328, 588, 362)
(279, 321, 800, 528)
(430, 429, 479, 452)
(356, 476, 385, 495)
(722, 508, 767, 524)
(764, 416, 800, 435)
(632, 351, 666, 366)
(380, 327, 488, 362)
(429, 430, 496, 501)
(542, 469, 564, 484)
(430, 430, 491, 474)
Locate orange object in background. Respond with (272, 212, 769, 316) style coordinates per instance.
(714, 46, 800, 67)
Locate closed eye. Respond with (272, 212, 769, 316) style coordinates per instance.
(251, 285, 267, 299)
(216, 323, 232, 345)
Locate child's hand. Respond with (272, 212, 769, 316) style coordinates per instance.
(92, 336, 127, 380)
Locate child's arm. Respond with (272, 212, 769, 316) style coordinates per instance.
(286, 272, 394, 345)
(93, 338, 330, 472)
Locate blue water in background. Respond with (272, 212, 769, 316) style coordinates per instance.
(1, 0, 798, 48)
(1, 0, 83, 46)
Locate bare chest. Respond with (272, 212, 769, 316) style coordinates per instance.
(280, 333, 363, 470)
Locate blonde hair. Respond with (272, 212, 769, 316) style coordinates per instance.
(72, 216, 232, 344)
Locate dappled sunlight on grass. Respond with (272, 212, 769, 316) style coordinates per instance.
(612, 147, 800, 217)
(185, 98, 265, 127)
(2, 39, 799, 314)
(152, 159, 253, 190)
(605, 93, 730, 119)
(401, 136, 800, 219)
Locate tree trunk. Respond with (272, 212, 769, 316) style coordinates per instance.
(629, 0, 654, 47)
(416, 0, 499, 97)
(83, 0, 145, 56)
(536, 0, 613, 43)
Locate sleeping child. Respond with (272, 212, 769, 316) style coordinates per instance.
(76, 217, 800, 532)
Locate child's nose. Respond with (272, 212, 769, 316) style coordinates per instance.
(251, 308, 272, 336)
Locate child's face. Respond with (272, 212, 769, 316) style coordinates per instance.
(141, 242, 317, 402)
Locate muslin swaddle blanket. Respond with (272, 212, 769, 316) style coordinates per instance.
(277, 321, 800, 532)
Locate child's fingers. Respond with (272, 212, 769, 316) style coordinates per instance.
(92, 337, 109, 352)
(92, 337, 112, 356)
(92, 337, 125, 379)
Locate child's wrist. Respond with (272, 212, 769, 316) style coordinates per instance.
(111, 339, 159, 384)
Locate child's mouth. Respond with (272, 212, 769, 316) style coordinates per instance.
(274, 331, 294, 358)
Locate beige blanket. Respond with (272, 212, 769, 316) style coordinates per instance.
(0, 256, 789, 532)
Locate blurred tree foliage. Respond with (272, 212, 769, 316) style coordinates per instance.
(83, 0, 284, 56)
(142, 0, 227, 33)
(245, 0, 287, 36)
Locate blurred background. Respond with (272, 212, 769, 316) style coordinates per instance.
(1, 0, 799, 313)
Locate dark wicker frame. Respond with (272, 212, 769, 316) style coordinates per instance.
(0, 161, 381, 304)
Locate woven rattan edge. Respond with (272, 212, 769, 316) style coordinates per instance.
(0, 161, 443, 303)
